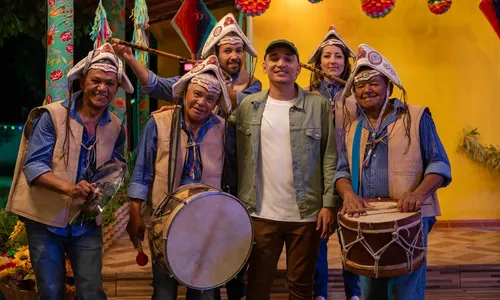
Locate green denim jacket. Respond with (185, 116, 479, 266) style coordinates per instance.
(229, 85, 339, 219)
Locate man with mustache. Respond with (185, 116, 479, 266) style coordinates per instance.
(335, 44, 451, 300)
(230, 40, 338, 300)
(6, 43, 132, 300)
(126, 55, 231, 300)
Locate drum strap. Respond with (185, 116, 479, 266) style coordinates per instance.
(351, 122, 363, 195)
(168, 108, 182, 194)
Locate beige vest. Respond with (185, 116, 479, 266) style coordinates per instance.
(6, 102, 122, 227)
(150, 110, 225, 208)
(345, 104, 441, 217)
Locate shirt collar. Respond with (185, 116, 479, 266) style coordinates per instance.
(358, 98, 406, 133)
(180, 109, 221, 129)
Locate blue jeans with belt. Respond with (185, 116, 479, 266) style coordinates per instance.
(24, 219, 106, 300)
(360, 217, 436, 300)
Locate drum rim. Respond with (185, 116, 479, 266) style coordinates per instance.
(163, 190, 255, 290)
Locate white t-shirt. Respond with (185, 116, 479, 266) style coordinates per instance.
(253, 96, 317, 222)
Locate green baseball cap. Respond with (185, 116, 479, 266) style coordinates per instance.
(264, 39, 299, 61)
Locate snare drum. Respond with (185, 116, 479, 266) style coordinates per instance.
(148, 183, 253, 290)
(337, 201, 426, 278)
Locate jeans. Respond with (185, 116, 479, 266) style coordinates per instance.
(25, 219, 106, 300)
(152, 260, 215, 300)
(314, 237, 361, 299)
(214, 264, 247, 300)
(360, 217, 435, 300)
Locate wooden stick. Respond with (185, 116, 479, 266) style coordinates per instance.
(299, 63, 346, 86)
(110, 38, 197, 64)
(110, 38, 347, 86)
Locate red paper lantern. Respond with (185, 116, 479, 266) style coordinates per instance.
(236, 0, 271, 16)
(361, 0, 396, 18)
(428, 0, 452, 15)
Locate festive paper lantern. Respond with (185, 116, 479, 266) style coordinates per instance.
(428, 0, 452, 15)
(236, 0, 271, 17)
(479, 0, 500, 39)
(361, 0, 396, 18)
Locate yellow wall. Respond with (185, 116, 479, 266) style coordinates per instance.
(150, 1, 500, 220)
(253, 0, 500, 220)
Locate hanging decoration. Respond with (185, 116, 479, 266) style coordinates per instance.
(479, 0, 500, 39)
(103, 0, 126, 123)
(131, 0, 151, 145)
(428, 0, 452, 15)
(457, 126, 500, 173)
(236, 0, 271, 17)
(44, 0, 74, 105)
(131, 0, 150, 67)
(361, 0, 396, 18)
(89, 0, 112, 49)
(171, 0, 216, 59)
(308, 0, 323, 3)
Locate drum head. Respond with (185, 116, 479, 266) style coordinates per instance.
(344, 202, 418, 223)
(165, 192, 253, 290)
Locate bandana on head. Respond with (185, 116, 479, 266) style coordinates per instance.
(307, 24, 355, 64)
(201, 13, 257, 59)
(354, 70, 381, 84)
(217, 36, 243, 46)
(172, 55, 231, 113)
(320, 38, 346, 49)
(88, 62, 118, 74)
(190, 73, 222, 95)
(67, 43, 134, 94)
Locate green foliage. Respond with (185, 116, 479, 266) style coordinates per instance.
(0, 210, 19, 253)
(0, 0, 46, 48)
(457, 126, 500, 173)
(0, 0, 94, 48)
(102, 150, 134, 227)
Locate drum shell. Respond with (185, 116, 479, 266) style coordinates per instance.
(338, 211, 425, 278)
(148, 183, 253, 289)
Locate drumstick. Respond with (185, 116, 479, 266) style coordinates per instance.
(345, 203, 432, 214)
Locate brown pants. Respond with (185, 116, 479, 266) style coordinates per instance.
(246, 218, 322, 300)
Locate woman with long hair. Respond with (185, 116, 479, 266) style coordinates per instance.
(306, 25, 360, 300)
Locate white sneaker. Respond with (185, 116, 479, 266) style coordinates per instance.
(349, 297, 360, 300)
(315, 297, 327, 300)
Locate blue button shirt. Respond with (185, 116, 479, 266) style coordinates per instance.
(334, 99, 452, 199)
(127, 111, 221, 201)
(22, 91, 126, 236)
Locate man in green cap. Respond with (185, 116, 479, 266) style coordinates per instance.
(230, 40, 338, 300)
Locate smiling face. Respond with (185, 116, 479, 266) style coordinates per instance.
(320, 44, 346, 78)
(263, 47, 301, 85)
(184, 82, 220, 124)
(217, 42, 244, 76)
(353, 69, 390, 112)
(79, 68, 119, 110)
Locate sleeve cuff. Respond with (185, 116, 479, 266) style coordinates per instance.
(23, 163, 52, 187)
(127, 183, 149, 202)
(333, 171, 351, 187)
(424, 161, 452, 187)
(141, 70, 158, 95)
